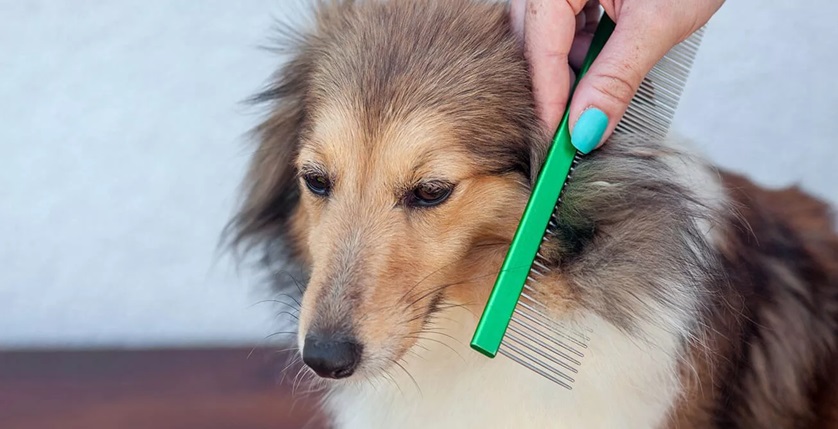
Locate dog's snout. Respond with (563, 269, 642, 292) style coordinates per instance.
(302, 334, 363, 379)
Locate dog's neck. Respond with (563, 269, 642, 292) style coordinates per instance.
(322, 305, 686, 429)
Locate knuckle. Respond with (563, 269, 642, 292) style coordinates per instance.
(590, 69, 638, 107)
(541, 49, 569, 62)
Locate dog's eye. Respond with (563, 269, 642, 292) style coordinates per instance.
(303, 173, 331, 196)
(407, 182, 453, 208)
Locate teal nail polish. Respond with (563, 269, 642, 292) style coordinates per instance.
(571, 108, 608, 154)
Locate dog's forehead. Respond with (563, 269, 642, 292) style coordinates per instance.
(299, 102, 475, 178)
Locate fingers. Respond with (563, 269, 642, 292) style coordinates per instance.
(510, 0, 526, 45)
(516, 0, 723, 148)
(568, 0, 601, 70)
(568, 0, 725, 153)
(522, 0, 589, 135)
(568, 8, 676, 153)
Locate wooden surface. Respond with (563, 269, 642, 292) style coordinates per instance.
(0, 348, 328, 429)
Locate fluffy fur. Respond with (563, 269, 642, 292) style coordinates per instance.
(228, 1, 838, 427)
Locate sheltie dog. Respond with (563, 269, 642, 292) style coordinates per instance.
(228, 1, 838, 427)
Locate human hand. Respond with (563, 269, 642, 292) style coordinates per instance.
(511, 0, 724, 153)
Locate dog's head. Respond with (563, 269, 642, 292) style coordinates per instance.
(230, 0, 718, 381)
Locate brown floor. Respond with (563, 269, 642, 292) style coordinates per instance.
(0, 348, 328, 429)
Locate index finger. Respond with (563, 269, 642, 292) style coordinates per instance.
(524, 0, 588, 134)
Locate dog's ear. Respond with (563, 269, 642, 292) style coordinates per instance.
(227, 32, 313, 260)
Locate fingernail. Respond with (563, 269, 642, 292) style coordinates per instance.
(571, 108, 608, 154)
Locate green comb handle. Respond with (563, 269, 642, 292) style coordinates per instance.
(470, 14, 616, 358)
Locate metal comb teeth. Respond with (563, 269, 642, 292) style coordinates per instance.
(499, 264, 591, 389)
(496, 27, 705, 389)
(499, 154, 588, 389)
(613, 27, 705, 141)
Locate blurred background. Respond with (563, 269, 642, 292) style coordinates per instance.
(1, 0, 836, 428)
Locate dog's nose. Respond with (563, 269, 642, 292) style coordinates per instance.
(302, 335, 362, 379)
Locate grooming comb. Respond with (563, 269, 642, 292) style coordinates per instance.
(470, 12, 705, 389)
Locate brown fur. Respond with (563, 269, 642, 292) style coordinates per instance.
(232, 0, 542, 370)
(668, 174, 838, 428)
(227, 0, 838, 427)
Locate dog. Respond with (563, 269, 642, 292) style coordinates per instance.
(228, 1, 838, 427)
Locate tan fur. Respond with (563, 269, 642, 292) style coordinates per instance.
(292, 103, 529, 366)
(228, 1, 838, 427)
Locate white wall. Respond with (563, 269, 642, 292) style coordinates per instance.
(2, 0, 836, 348)
(674, 1, 838, 202)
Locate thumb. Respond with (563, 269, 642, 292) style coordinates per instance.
(567, 12, 677, 154)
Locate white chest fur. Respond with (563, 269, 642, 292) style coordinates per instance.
(323, 308, 684, 429)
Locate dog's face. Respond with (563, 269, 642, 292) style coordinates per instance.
(231, 0, 715, 382)
(232, 1, 545, 379)
(292, 105, 532, 378)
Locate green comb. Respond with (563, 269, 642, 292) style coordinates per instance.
(470, 12, 705, 389)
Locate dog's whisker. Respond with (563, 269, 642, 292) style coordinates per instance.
(416, 327, 460, 342)
(271, 270, 308, 296)
(263, 330, 299, 341)
(403, 334, 465, 362)
(280, 354, 302, 383)
(397, 260, 462, 305)
(407, 341, 431, 353)
(292, 365, 308, 396)
(280, 354, 303, 386)
(272, 347, 301, 357)
(274, 293, 303, 307)
(390, 358, 422, 397)
(252, 294, 303, 308)
(275, 310, 300, 322)
(381, 367, 406, 398)
(401, 270, 508, 310)
(246, 346, 260, 360)
(404, 347, 425, 361)
(403, 282, 460, 310)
